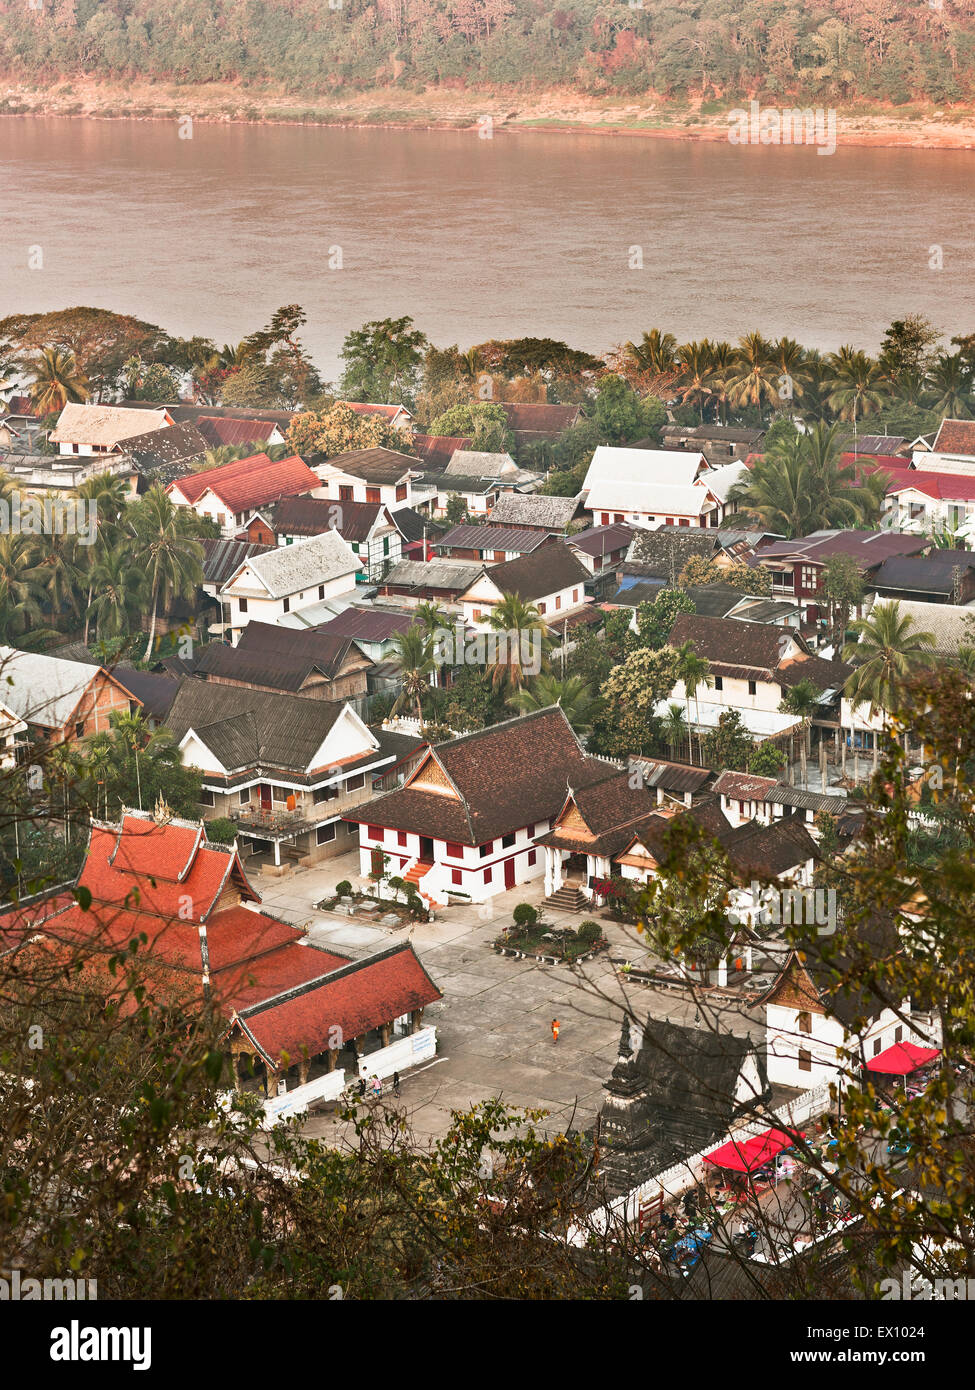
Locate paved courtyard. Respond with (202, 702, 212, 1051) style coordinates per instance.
(257, 850, 764, 1144)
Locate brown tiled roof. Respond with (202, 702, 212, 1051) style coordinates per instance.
(345, 706, 615, 844)
(569, 522, 634, 557)
(536, 769, 667, 856)
(195, 621, 367, 691)
(271, 495, 384, 543)
(778, 654, 854, 693)
(499, 402, 581, 437)
(712, 771, 778, 801)
(668, 613, 791, 673)
(762, 914, 900, 1029)
(171, 452, 318, 512)
(319, 447, 419, 484)
(720, 813, 819, 879)
(195, 417, 277, 448)
(411, 434, 472, 470)
(484, 542, 590, 604)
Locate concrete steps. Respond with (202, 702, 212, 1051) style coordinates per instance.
(543, 884, 589, 913)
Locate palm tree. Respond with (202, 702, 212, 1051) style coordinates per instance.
(769, 336, 809, 409)
(86, 546, 149, 642)
(34, 528, 82, 630)
(826, 348, 885, 432)
(412, 601, 450, 687)
(662, 702, 689, 762)
(128, 485, 205, 660)
(724, 332, 779, 413)
(674, 642, 711, 763)
(843, 602, 936, 765)
(24, 347, 88, 415)
(779, 678, 822, 786)
(486, 593, 551, 691)
(673, 340, 719, 422)
(389, 625, 437, 723)
(727, 422, 881, 537)
(925, 352, 974, 419)
(0, 532, 56, 647)
(508, 674, 599, 735)
(625, 329, 678, 376)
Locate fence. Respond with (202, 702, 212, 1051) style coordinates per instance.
(583, 1078, 838, 1238)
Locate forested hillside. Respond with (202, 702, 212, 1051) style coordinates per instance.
(0, 0, 973, 106)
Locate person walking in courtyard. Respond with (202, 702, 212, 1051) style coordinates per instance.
(392, 1071, 401, 1097)
(551, 1018, 560, 1044)
(372, 1074, 382, 1099)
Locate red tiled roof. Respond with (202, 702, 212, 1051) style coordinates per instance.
(932, 418, 975, 456)
(859, 460, 975, 503)
(232, 942, 441, 1065)
(213, 939, 350, 1013)
(339, 401, 412, 420)
(3, 394, 37, 418)
(78, 817, 259, 923)
(195, 416, 277, 448)
(169, 452, 319, 514)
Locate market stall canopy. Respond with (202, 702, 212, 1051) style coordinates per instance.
(865, 1041, 940, 1075)
(703, 1127, 799, 1174)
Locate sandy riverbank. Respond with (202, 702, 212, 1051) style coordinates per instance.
(3, 79, 975, 151)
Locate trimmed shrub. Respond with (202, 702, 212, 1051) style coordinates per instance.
(204, 817, 237, 845)
(577, 920, 602, 945)
(335, 880, 352, 897)
(512, 902, 538, 928)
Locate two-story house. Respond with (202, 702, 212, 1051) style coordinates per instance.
(50, 402, 173, 456)
(663, 613, 853, 743)
(0, 646, 140, 747)
(167, 452, 320, 537)
(750, 530, 929, 626)
(345, 706, 616, 906)
(242, 495, 404, 583)
(166, 679, 426, 871)
(582, 446, 734, 529)
(761, 917, 937, 1090)
(312, 447, 419, 512)
(219, 530, 362, 645)
(457, 543, 591, 628)
(194, 620, 373, 704)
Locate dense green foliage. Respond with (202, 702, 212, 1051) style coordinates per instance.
(1, 1, 973, 106)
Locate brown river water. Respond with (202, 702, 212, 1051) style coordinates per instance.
(2, 116, 975, 380)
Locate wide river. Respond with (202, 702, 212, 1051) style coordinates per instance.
(2, 116, 975, 381)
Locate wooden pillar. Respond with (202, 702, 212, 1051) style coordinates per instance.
(380, 1023, 391, 1048)
(326, 1048, 339, 1072)
(298, 1057, 310, 1086)
(410, 1009, 422, 1034)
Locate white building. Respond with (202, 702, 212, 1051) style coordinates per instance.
(219, 531, 362, 645)
(313, 447, 419, 512)
(762, 931, 937, 1091)
(457, 542, 590, 628)
(50, 403, 172, 456)
(582, 446, 736, 529)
